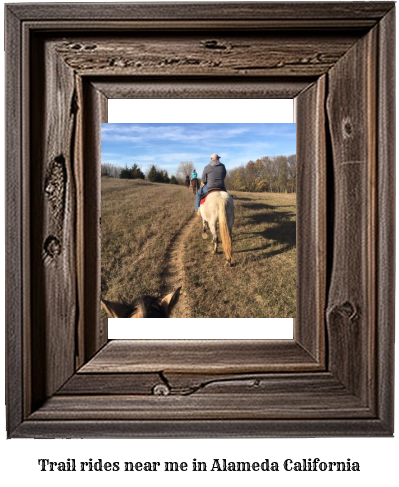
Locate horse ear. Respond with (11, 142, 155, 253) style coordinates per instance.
(101, 299, 133, 318)
(160, 287, 181, 316)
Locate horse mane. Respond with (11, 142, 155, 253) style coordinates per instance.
(130, 295, 167, 318)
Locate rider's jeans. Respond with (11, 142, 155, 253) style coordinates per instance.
(195, 185, 208, 211)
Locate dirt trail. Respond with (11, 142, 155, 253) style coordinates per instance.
(163, 215, 199, 318)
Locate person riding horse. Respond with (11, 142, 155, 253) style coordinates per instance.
(190, 168, 199, 193)
(185, 174, 190, 188)
(191, 169, 198, 181)
(194, 154, 227, 212)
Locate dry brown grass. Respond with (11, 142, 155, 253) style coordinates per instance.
(185, 191, 296, 317)
(102, 177, 296, 317)
(101, 177, 194, 301)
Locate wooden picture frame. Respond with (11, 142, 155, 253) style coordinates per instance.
(5, 2, 395, 438)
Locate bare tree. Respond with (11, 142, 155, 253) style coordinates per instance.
(101, 163, 123, 178)
(176, 161, 194, 182)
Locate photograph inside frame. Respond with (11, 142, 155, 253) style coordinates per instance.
(101, 115, 296, 331)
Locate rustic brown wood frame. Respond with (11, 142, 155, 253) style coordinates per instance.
(5, 2, 395, 438)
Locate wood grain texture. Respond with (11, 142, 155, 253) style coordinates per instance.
(13, 417, 391, 439)
(80, 340, 320, 374)
(376, 7, 395, 432)
(5, 5, 24, 436)
(60, 371, 355, 397)
(5, 2, 395, 438)
(34, 371, 374, 422)
(30, 37, 78, 407)
(24, 386, 373, 421)
(59, 372, 163, 395)
(53, 34, 360, 78)
(81, 81, 107, 361)
(7, 2, 394, 22)
(92, 78, 311, 100)
(326, 27, 377, 405)
(29, 394, 371, 421)
(295, 76, 326, 364)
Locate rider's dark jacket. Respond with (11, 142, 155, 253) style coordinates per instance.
(201, 161, 227, 190)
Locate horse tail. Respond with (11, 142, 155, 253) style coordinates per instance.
(218, 195, 233, 264)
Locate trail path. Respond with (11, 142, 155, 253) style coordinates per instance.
(163, 215, 199, 318)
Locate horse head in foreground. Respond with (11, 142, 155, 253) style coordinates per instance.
(101, 287, 181, 318)
(199, 190, 234, 266)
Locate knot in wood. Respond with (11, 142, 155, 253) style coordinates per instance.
(342, 118, 353, 138)
(45, 156, 66, 225)
(339, 301, 358, 321)
(152, 383, 170, 396)
(328, 301, 358, 323)
(45, 181, 56, 197)
(83, 44, 97, 51)
(43, 236, 61, 259)
(201, 40, 227, 50)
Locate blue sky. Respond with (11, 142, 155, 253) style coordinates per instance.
(101, 123, 296, 177)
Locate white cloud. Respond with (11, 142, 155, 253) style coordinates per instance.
(101, 123, 253, 145)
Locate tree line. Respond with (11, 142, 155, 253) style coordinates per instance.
(225, 155, 296, 193)
(101, 163, 179, 185)
(101, 154, 296, 193)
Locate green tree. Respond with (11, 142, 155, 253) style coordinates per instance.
(120, 163, 145, 180)
(147, 165, 171, 183)
(161, 170, 170, 184)
(147, 164, 160, 182)
(130, 163, 145, 180)
(120, 165, 132, 179)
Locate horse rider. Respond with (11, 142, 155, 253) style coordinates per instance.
(185, 174, 190, 188)
(194, 153, 227, 211)
(191, 168, 198, 191)
(191, 168, 198, 181)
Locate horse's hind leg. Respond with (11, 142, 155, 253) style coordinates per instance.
(209, 222, 218, 254)
(213, 235, 218, 254)
(202, 219, 208, 239)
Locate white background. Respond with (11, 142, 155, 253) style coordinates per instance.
(1, 1, 397, 487)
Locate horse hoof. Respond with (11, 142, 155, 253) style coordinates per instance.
(202, 233, 208, 239)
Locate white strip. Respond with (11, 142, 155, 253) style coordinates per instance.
(108, 99, 294, 123)
(108, 318, 294, 340)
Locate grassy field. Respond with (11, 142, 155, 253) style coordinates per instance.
(101, 177, 296, 318)
(101, 177, 193, 299)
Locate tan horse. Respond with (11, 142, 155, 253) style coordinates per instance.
(199, 190, 234, 265)
(101, 287, 181, 318)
